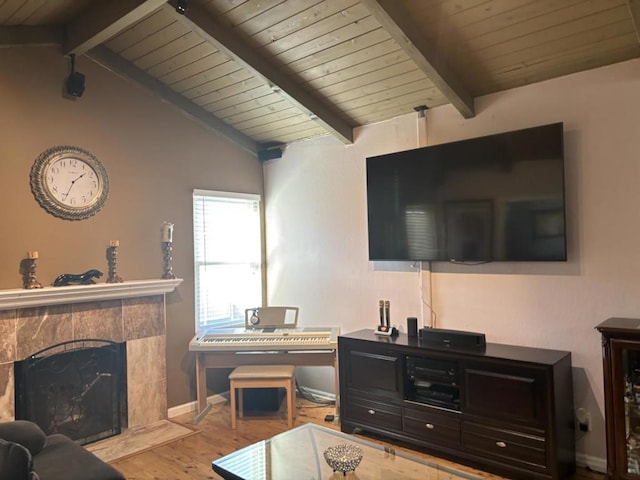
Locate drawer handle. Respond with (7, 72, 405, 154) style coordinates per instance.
(367, 409, 376, 415)
(425, 423, 434, 429)
(496, 441, 507, 448)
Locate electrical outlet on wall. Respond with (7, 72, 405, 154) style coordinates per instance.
(576, 407, 591, 432)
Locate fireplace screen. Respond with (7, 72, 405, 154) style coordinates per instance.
(15, 340, 127, 445)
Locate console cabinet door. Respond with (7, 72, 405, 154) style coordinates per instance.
(344, 348, 403, 400)
(462, 361, 547, 428)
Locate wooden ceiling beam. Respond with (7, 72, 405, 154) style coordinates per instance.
(629, 0, 640, 44)
(0, 25, 63, 48)
(64, 0, 167, 56)
(164, 2, 354, 144)
(359, 0, 475, 119)
(88, 45, 259, 156)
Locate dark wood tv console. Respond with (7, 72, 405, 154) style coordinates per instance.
(338, 329, 575, 480)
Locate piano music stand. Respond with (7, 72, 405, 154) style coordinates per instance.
(245, 306, 299, 329)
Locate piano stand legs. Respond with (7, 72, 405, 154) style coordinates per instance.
(192, 402, 212, 425)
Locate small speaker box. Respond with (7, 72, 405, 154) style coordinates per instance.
(407, 317, 418, 337)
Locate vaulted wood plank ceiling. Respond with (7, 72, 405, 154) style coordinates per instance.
(1, 0, 639, 157)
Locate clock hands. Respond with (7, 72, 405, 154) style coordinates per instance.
(61, 172, 87, 200)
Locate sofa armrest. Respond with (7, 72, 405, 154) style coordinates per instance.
(0, 437, 39, 480)
(0, 421, 47, 456)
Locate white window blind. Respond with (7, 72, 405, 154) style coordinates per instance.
(193, 190, 262, 331)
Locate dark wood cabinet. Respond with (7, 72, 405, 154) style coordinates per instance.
(596, 317, 640, 479)
(338, 329, 575, 480)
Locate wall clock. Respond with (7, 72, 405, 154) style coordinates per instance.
(30, 145, 109, 221)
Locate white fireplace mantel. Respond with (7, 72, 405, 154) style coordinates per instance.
(0, 278, 183, 310)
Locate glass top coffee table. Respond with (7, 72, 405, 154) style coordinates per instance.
(212, 423, 483, 480)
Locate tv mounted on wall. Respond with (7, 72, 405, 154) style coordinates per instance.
(366, 123, 566, 262)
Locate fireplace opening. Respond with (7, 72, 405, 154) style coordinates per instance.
(14, 339, 127, 445)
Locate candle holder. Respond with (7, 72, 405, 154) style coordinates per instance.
(23, 258, 43, 289)
(161, 241, 176, 279)
(106, 245, 124, 283)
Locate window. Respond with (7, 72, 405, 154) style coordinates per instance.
(193, 190, 262, 331)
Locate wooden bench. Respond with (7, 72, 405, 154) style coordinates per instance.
(228, 365, 296, 429)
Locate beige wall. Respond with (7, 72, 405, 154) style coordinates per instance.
(264, 58, 640, 470)
(0, 47, 263, 408)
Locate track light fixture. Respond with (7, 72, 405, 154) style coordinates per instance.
(176, 0, 188, 14)
(65, 54, 85, 98)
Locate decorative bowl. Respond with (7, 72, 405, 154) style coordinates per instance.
(323, 444, 363, 474)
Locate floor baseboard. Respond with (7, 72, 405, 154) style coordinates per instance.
(575, 452, 606, 474)
(168, 392, 227, 418)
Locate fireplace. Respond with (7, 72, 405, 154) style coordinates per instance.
(15, 340, 127, 445)
(0, 279, 182, 438)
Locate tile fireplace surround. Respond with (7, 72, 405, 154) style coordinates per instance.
(0, 279, 182, 432)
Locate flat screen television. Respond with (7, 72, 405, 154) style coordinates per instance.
(366, 123, 566, 262)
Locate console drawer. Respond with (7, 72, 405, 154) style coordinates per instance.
(462, 421, 547, 471)
(404, 404, 461, 446)
(346, 396, 402, 431)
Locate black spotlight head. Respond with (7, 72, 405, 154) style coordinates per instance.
(66, 71, 85, 97)
(176, 0, 188, 14)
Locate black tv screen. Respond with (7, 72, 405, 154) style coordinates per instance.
(366, 123, 566, 262)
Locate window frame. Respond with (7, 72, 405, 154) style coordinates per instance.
(192, 189, 264, 330)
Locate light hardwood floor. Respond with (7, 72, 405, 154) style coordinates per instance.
(110, 399, 604, 480)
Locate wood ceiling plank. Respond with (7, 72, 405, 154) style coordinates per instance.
(20, 0, 93, 25)
(208, 89, 282, 115)
(0, 0, 46, 25)
(195, 76, 264, 106)
(179, 62, 247, 98)
(486, 33, 639, 90)
(147, 39, 212, 76)
(207, 0, 252, 16)
(298, 39, 399, 82)
(415, 0, 491, 29)
(64, 0, 167, 55)
(477, 19, 636, 72)
(222, 99, 292, 124)
(359, 0, 475, 119)
(166, 1, 353, 142)
(106, 9, 173, 54)
(629, 0, 640, 43)
(135, 31, 204, 70)
(460, 0, 626, 54)
(255, 2, 369, 55)
(232, 0, 341, 38)
(119, 20, 189, 62)
(448, 0, 590, 41)
(273, 15, 380, 65)
(87, 44, 259, 156)
(327, 70, 429, 104)
(287, 28, 390, 73)
(188, 70, 257, 103)
(159, 50, 229, 85)
(316, 59, 418, 97)
(244, 112, 310, 136)
(0, 0, 31, 24)
(246, 114, 318, 137)
(416, 0, 575, 58)
(253, 124, 327, 143)
(231, 106, 302, 130)
(337, 79, 440, 112)
(346, 88, 439, 118)
(214, 0, 286, 27)
(352, 97, 438, 125)
(308, 49, 409, 90)
(0, 24, 62, 46)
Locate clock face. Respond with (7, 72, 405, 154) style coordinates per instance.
(30, 146, 109, 221)
(45, 156, 100, 207)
